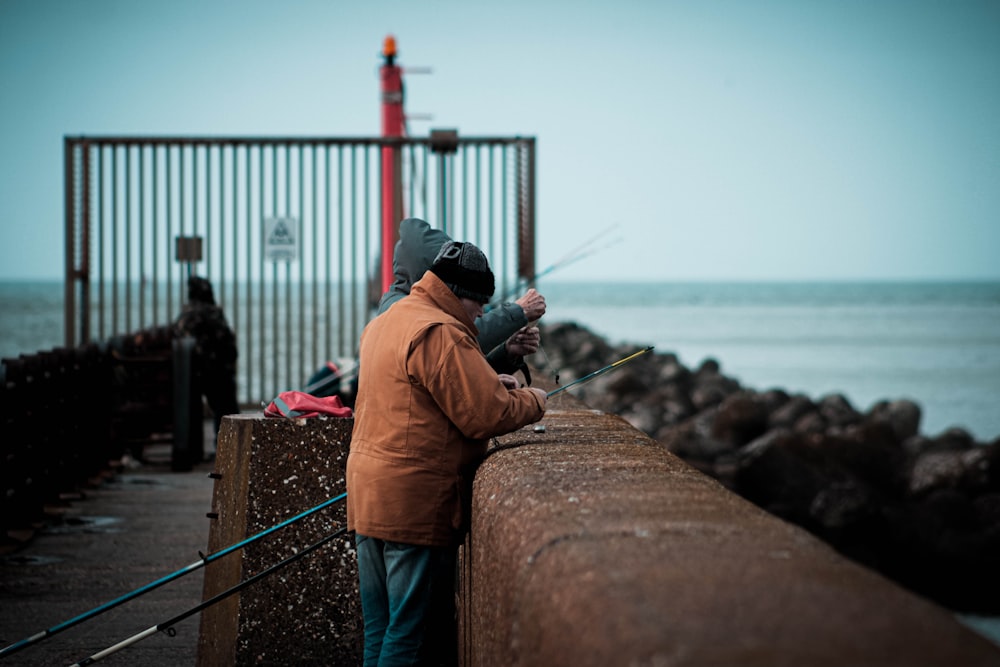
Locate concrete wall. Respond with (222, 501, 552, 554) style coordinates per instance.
(197, 414, 361, 666)
(461, 401, 1000, 667)
(199, 405, 1000, 666)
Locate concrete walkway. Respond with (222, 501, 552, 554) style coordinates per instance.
(0, 444, 215, 666)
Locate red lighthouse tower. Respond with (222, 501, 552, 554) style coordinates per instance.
(379, 35, 405, 294)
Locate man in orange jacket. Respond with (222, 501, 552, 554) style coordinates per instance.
(347, 241, 547, 666)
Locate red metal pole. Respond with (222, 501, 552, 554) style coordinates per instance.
(380, 35, 404, 294)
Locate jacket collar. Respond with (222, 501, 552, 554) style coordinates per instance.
(410, 271, 480, 338)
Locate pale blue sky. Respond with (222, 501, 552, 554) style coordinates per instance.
(1, 0, 998, 282)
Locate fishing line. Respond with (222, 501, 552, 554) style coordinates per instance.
(68, 527, 349, 666)
(0, 493, 347, 659)
(494, 224, 623, 306)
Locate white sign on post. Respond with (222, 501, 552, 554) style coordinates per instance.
(264, 217, 299, 262)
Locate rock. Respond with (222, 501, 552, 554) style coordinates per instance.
(817, 393, 862, 429)
(733, 429, 834, 524)
(867, 399, 922, 441)
(768, 394, 816, 429)
(929, 426, 976, 452)
(659, 407, 732, 463)
(711, 391, 770, 448)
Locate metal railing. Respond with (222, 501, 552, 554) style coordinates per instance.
(65, 134, 536, 407)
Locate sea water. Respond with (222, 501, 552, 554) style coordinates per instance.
(3, 279, 998, 440)
(541, 280, 1000, 442)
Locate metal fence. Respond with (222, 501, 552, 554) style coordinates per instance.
(64, 134, 537, 407)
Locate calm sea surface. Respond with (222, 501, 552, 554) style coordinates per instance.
(542, 281, 1000, 442)
(3, 279, 999, 441)
(2, 278, 999, 645)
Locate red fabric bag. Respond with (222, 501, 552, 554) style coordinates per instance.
(264, 390, 353, 419)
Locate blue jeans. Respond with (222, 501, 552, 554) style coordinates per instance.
(356, 534, 447, 667)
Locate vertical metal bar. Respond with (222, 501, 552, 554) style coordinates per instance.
(310, 144, 318, 380)
(270, 145, 278, 396)
(111, 145, 120, 335)
(246, 144, 256, 402)
(205, 144, 212, 278)
(350, 145, 358, 350)
(283, 143, 290, 390)
(165, 146, 173, 321)
(228, 145, 237, 329)
(257, 144, 268, 394)
(337, 146, 345, 357)
(190, 143, 197, 250)
(504, 144, 512, 292)
(364, 144, 371, 333)
(488, 144, 495, 281)
(475, 145, 483, 247)
(461, 145, 469, 241)
(152, 145, 159, 325)
(97, 145, 105, 340)
(138, 146, 146, 329)
(409, 142, 415, 220)
(230, 145, 241, 405)
(80, 142, 91, 345)
(63, 138, 76, 347)
(519, 140, 536, 283)
(217, 145, 224, 306)
(298, 144, 305, 388)
(123, 145, 131, 333)
(285, 144, 293, 390)
(422, 144, 429, 221)
(324, 145, 332, 361)
(180, 144, 188, 297)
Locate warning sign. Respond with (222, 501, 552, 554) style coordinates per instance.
(264, 217, 299, 263)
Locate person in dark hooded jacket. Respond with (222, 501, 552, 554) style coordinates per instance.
(379, 217, 546, 381)
(174, 276, 240, 440)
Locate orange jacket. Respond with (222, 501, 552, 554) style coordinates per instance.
(347, 272, 545, 547)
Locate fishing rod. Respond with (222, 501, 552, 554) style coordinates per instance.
(544, 223, 621, 278)
(494, 224, 622, 305)
(0, 492, 348, 659)
(303, 362, 359, 396)
(546, 346, 654, 398)
(69, 526, 349, 666)
(531, 234, 623, 284)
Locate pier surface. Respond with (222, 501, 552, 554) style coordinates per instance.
(0, 444, 214, 666)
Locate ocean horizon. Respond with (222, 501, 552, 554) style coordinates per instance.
(2, 278, 999, 441)
(541, 279, 1000, 442)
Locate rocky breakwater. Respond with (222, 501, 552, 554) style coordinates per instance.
(537, 321, 1000, 615)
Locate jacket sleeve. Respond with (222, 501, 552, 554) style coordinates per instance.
(475, 303, 527, 354)
(418, 327, 543, 440)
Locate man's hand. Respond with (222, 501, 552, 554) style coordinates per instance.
(498, 373, 521, 390)
(505, 326, 540, 357)
(515, 288, 546, 322)
(528, 387, 548, 409)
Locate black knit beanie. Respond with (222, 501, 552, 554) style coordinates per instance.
(429, 241, 495, 304)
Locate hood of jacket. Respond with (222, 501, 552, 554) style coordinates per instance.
(377, 217, 449, 314)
